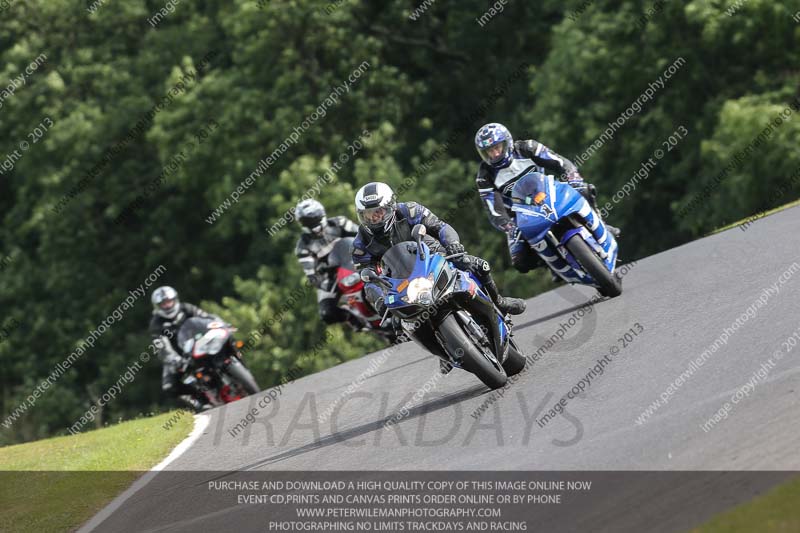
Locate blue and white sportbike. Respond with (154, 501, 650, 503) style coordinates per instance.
(511, 172, 622, 297)
(362, 225, 525, 390)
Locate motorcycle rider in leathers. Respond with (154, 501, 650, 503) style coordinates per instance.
(351, 182, 526, 373)
(149, 286, 221, 411)
(474, 122, 620, 274)
(293, 199, 367, 330)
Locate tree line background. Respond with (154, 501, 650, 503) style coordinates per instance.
(1, 0, 798, 444)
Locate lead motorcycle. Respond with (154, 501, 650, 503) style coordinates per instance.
(510, 171, 622, 297)
(177, 317, 260, 408)
(362, 225, 525, 390)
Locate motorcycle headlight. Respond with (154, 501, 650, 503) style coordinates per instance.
(406, 275, 434, 305)
(195, 330, 227, 355)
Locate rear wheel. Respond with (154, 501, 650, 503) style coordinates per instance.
(438, 315, 507, 390)
(226, 358, 260, 395)
(565, 235, 622, 297)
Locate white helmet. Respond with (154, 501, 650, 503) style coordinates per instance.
(355, 182, 396, 235)
(295, 199, 327, 234)
(151, 286, 180, 319)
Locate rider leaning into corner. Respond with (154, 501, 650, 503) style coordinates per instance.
(149, 285, 221, 411)
(293, 198, 368, 331)
(474, 122, 621, 274)
(351, 182, 527, 374)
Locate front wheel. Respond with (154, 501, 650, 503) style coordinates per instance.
(437, 315, 507, 390)
(565, 235, 622, 297)
(502, 338, 526, 376)
(226, 358, 260, 395)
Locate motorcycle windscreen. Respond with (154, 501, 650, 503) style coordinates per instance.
(511, 172, 586, 243)
(381, 242, 421, 279)
(510, 172, 548, 205)
(177, 317, 217, 353)
(326, 237, 356, 270)
(510, 172, 554, 243)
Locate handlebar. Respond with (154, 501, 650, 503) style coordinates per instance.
(444, 252, 466, 260)
(361, 268, 392, 289)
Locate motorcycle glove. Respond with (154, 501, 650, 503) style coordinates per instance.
(501, 221, 517, 234)
(445, 242, 466, 256)
(164, 352, 184, 367)
(154, 335, 181, 363)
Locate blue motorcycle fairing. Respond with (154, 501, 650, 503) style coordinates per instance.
(374, 241, 446, 309)
(369, 240, 511, 352)
(497, 314, 508, 343)
(559, 227, 584, 246)
(510, 172, 619, 287)
(510, 172, 586, 244)
(459, 270, 492, 304)
(569, 207, 617, 273)
(458, 271, 506, 343)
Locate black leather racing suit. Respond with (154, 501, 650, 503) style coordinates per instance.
(351, 201, 521, 316)
(149, 303, 220, 399)
(294, 216, 360, 324)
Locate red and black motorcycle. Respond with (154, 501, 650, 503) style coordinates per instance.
(177, 317, 260, 407)
(325, 237, 401, 343)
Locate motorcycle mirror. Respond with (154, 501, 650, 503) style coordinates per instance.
(411, 224, 426, 242)
(360, 269, 375, 283)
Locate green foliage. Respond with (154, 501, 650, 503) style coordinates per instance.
(1, 0, 798, 444)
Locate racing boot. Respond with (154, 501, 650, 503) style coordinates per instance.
(482, 276, 526, 316)
(581, 182, 621, 238)
(604, 223, 621, 238)
(178, 394, 212, 412)
(346, 313, 370, 332)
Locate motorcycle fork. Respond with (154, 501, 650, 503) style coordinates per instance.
(454, 310, 503, 368)
(409, 318, 450, 362)
(467, 299, 507, 358)
(539, 228, 585, 282)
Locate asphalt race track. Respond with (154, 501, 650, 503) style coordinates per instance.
(83, 207, 800, 532)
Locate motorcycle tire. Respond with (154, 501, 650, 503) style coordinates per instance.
(502, 338, 526, 377)
(438, 314, 507, 390)
(565, 234, 622, 297)
(226, 358, 260, 395)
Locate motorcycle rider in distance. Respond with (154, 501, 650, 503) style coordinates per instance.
(149, 286, 221, 411)
(474, 122, 620, 274)
(352, 182, 526, 372)
(293, 199, 366, 330)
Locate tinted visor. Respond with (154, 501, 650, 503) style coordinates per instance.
(158, 298, 177, 311)
(299, 215, 324, 231)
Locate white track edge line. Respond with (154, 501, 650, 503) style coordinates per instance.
(77, 413, 210, 533)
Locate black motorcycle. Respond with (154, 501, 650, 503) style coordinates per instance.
(177, 317, 260, 408)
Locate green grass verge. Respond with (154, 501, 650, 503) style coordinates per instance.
(709, 198, 800, 235)
(0, 411, 193, 533)
(692, 476, 800, 532)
